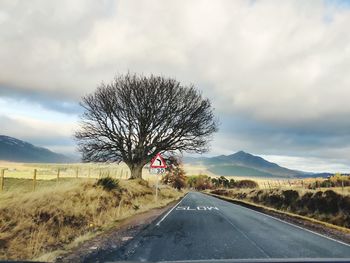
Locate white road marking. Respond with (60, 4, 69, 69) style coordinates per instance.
(206, 193, 350, 248)
(176, 206, 219, 211)
(206, 206, 219, 210)
(156, 193, 188, 226)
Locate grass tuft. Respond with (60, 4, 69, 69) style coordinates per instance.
(95, 177, 120, 191)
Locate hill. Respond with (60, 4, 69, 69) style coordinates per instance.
(185, 151, 331, 178)
(0, 135, 73, 163)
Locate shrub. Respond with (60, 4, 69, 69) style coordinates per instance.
(172, 174, 187, 190)
(229, 179, 235, 188)
(95, 177, 120, 191)
(316, 176, 350, 188)
(320, 180, 334, 188)
(282, 190, 299, 206)
(211, 178, 219, 188)
(187, 176, 197, 188)
(322, 190, 340, 214)
(162, 156, 187, 190)
(311, 191, 326, 213)
(251, 190, 263, 202)
(298, 192, 314, 211)
(235, 180, 259, 189)
(339, 195, 350, 213)
(235, 192, 247, 199)
(265, 193, 284, 209)
(218, 176, 230, 188)
(194, 175, 212, 190)
(162, 167, 186, 190)
(187, 175, 212, 190)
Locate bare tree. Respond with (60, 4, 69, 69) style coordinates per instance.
(75, 73, 218, 179)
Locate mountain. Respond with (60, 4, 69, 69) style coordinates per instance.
(185, 151, 331, 178)
(0, 135, 73, 163)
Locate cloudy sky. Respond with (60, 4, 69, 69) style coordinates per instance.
(1, 0, 350, 172)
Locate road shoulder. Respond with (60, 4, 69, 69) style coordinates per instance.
(54, 199, 181, 263)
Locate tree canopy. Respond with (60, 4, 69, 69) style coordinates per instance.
(75, 73, 218, 179)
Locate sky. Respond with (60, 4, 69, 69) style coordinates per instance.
(1, 0, 350, 172)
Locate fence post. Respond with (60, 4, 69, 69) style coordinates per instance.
(342, 180, 344, 193)
(288, 180, 291, 187)
(57, 168, 60, 183)
(75, 168, 79, 178)
(0, 169, 5, 191)
(33, 169, 37, 191)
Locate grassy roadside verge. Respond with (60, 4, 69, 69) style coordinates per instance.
(206, 192, 350, 235)
(0, 178, 184, 261)
(207, 188, 350, 229)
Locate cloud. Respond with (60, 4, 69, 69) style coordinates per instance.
(1, 0, 350, 170)
(211, 115, 350, 165)
(0, 85, 81, 114)
(0, 114, 77, 153)
(0, 0, 117, 99)
(2, 1, 350, 120)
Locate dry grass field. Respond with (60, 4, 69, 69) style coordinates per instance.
(0, 161, 184, 261)
(0, 161, 158, 179)
(0, 161, 164, 192)
(184, 163, 350, 195)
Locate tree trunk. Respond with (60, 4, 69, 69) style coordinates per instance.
(129, 164, 143, 179)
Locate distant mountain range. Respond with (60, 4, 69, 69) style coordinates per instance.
(185, 151, 332, 178)
(0, 135, 335, 177)
(0, 135, 73, 163)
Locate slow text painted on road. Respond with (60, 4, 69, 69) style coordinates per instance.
(176, 206, 219, 211)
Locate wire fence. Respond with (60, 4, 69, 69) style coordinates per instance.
(256, 178, 350, 195)
(0, 164, 131, 192)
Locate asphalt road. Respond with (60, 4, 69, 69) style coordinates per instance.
(104, 192, 350, 262)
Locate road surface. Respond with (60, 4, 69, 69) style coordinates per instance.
(104, 192, 350, 261)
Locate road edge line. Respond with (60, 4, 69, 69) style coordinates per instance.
(205, 192, 350, 248)
(155, 192, 188, 226)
